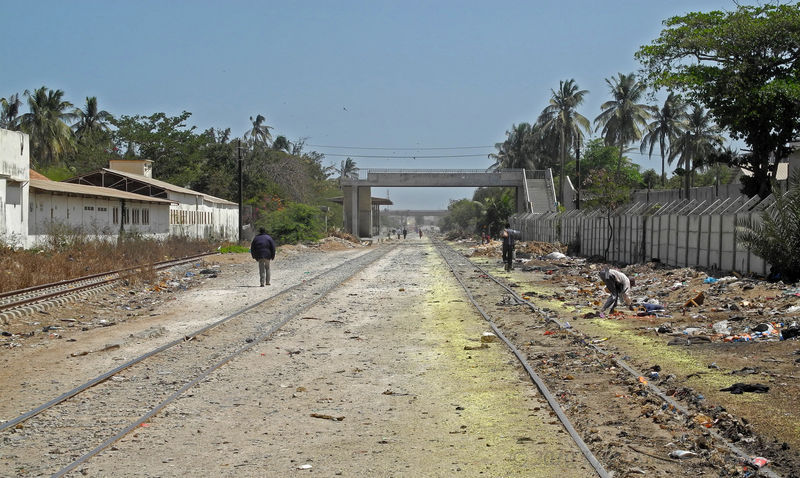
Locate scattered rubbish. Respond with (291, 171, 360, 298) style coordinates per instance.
(671, 282, 684, 290)
(781, 326, 800, 340)
(684, 291, 705, 307)
(297, 464, 313, 470)
(669, 450, 697, 459)
(310, 413, 344, 421)
(682, 327, 704, 336)
(668, 336, 711, 346)
(752, 323, 774, 333)
(199, 269, 216, 275)
(752, 457, 770, 468)
(544, 252, 567, 260)
(185, 271, 195, 277)
(786, 305, 800, 313)
(712, 320, 731, 335)
(719, 383, 769, 394)
(692, 414, 713, 428)
(464, 343, 489, 351)
(480, 332, 498, 343)
(723, 334, 752, 342)
(703, 277, 719, 284)
(656, 324, 673, 334)
(642, 303, 665, 312)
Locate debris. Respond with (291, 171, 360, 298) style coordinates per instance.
(684, 291, 705, 307)
(669, 450, 698, 459)
(712, 320, 731, 335)
(464, 343, 489, 350)
(719, 383, 770, 394)
(703, 277, 719, 284)
(480, 332, 498, 343)
(310, 413, 344, 421)
(781, 326, 800, 340)
(544, 252, 567, 260)
(297, 464, 313, 470)
(751, 457, 769, 468)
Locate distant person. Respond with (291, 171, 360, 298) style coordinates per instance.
(598, 268, 633, 314)
(419, 228, 423, 239)
(402, 227, 407, 239)
(250, 227, 276, 287)
(397, 229, 401, 239)
(501, 223, 521, 271)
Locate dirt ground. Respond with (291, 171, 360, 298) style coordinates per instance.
(464, 238, 800, 476)
(1, 236, 799, 477)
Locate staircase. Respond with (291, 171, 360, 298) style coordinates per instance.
(523, 170, 557, 213)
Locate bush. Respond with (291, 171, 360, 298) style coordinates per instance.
(738, 171, 800, 282)
(258, 202, 324, 244)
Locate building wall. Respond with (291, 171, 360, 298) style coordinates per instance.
(164, 191, 237, 242)
(27, 191, 170, 247)
(0, 130, 30, 247)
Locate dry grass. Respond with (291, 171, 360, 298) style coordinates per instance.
(0, 234, 215, 293)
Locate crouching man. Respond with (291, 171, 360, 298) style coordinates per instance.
(599, 268, 633, 314)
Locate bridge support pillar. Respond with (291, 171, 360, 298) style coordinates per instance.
(342, 185, 373, 238)
(516, 186, 527, 213)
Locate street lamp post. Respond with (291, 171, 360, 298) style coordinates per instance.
(238, 139, 243, 243)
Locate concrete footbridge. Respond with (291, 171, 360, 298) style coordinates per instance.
(340, 168, 557, 237)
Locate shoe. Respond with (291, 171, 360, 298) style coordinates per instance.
(260, 284, 265, 287)
(266, 282, 270, 285)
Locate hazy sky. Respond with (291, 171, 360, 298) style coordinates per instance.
(2, 0, 741, 209)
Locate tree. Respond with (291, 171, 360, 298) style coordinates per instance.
(636, 3, 800, 198)
(73, 97, 113, 140)
(272, 135, 291, 152)
(0, 93, 23, 130)
(567, 139, 642, 188)
(738, 171, 800, 282)
(490, 123, 536, 169)
(640, 92, 687, 185)
(112, 111, 208, 187)
(18, 86, 77, 168)
(594, 73, 653, 177)
(668, 105, 724, 198)
(441, 199, 484, 235)
(583, 169, 632, 258)
(537, 79, 590, 205)
(244, 114, 273, 149)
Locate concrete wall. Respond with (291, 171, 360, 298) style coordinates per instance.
(166, 191, 238, 242)
(511, 196, 773, 276)
(0, 130, 30, 247)
(27, 191, 170, 247)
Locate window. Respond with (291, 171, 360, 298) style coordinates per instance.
(98, 207, 107, 212)
(132, 208, 140, 225)
(5, 181, 21, 205)
(113, 207, 119, 225)
(142, 209, 150, 225)
(122, 208, 129, 224)
(84, 206, 95, 211)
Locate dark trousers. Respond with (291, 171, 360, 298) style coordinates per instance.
(502, 243, 513, 270)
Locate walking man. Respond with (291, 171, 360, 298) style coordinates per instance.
(501, 223, 521, 271)
(251, 227, 276, 287)
(598, 268, 633, 314)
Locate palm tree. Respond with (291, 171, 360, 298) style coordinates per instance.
(245, 114, 273, 149)
(668, 105, 724, 198)
(640, 92, 688, 186)
(594, 73, 653, 177)
(0, 93, 23, 130)
(489, 123, 537, 170)
(72, 96, 113, 140)
(537, 79, 590, 204)
(18, 86, 77, 167)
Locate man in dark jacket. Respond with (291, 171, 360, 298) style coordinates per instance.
(250, 227, 276, 286)
(501, 223, 521, 271)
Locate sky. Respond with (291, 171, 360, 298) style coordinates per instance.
(2, 0, 742, 209)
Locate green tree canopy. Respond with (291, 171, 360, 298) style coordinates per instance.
(636, 3, 800, 198)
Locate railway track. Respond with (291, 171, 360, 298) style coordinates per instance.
(431, 238, 781, 478)
(0, 246, 392, 477)
(0, 252, 217, 321)
(431, 239, 609, 477)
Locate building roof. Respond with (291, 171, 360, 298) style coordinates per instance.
(30, 179, 174, 204)
(67, 168, 237, 206)
(29, 170, 49, 180)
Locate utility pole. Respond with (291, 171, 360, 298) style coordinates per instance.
(238, 139, 243, 243)
(575, 145, 581, 210)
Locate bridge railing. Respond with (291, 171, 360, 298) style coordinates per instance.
(355, 168, 525, 177)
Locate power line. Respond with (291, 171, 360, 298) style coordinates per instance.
(321, 153, 490, 159)
(308, 144, 493, 151)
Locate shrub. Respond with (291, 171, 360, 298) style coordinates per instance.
(258, 202, 324, 244)
(738, 172, 800, 282)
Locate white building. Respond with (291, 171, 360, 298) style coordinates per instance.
(67, 159, 238, 241)
(0, 130, 29, 247)
(28, 171, 173, 246)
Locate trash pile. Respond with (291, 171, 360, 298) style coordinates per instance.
(524, 258, 800, 346)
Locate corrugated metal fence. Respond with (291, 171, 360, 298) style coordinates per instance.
(511, 195, 776, 275)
